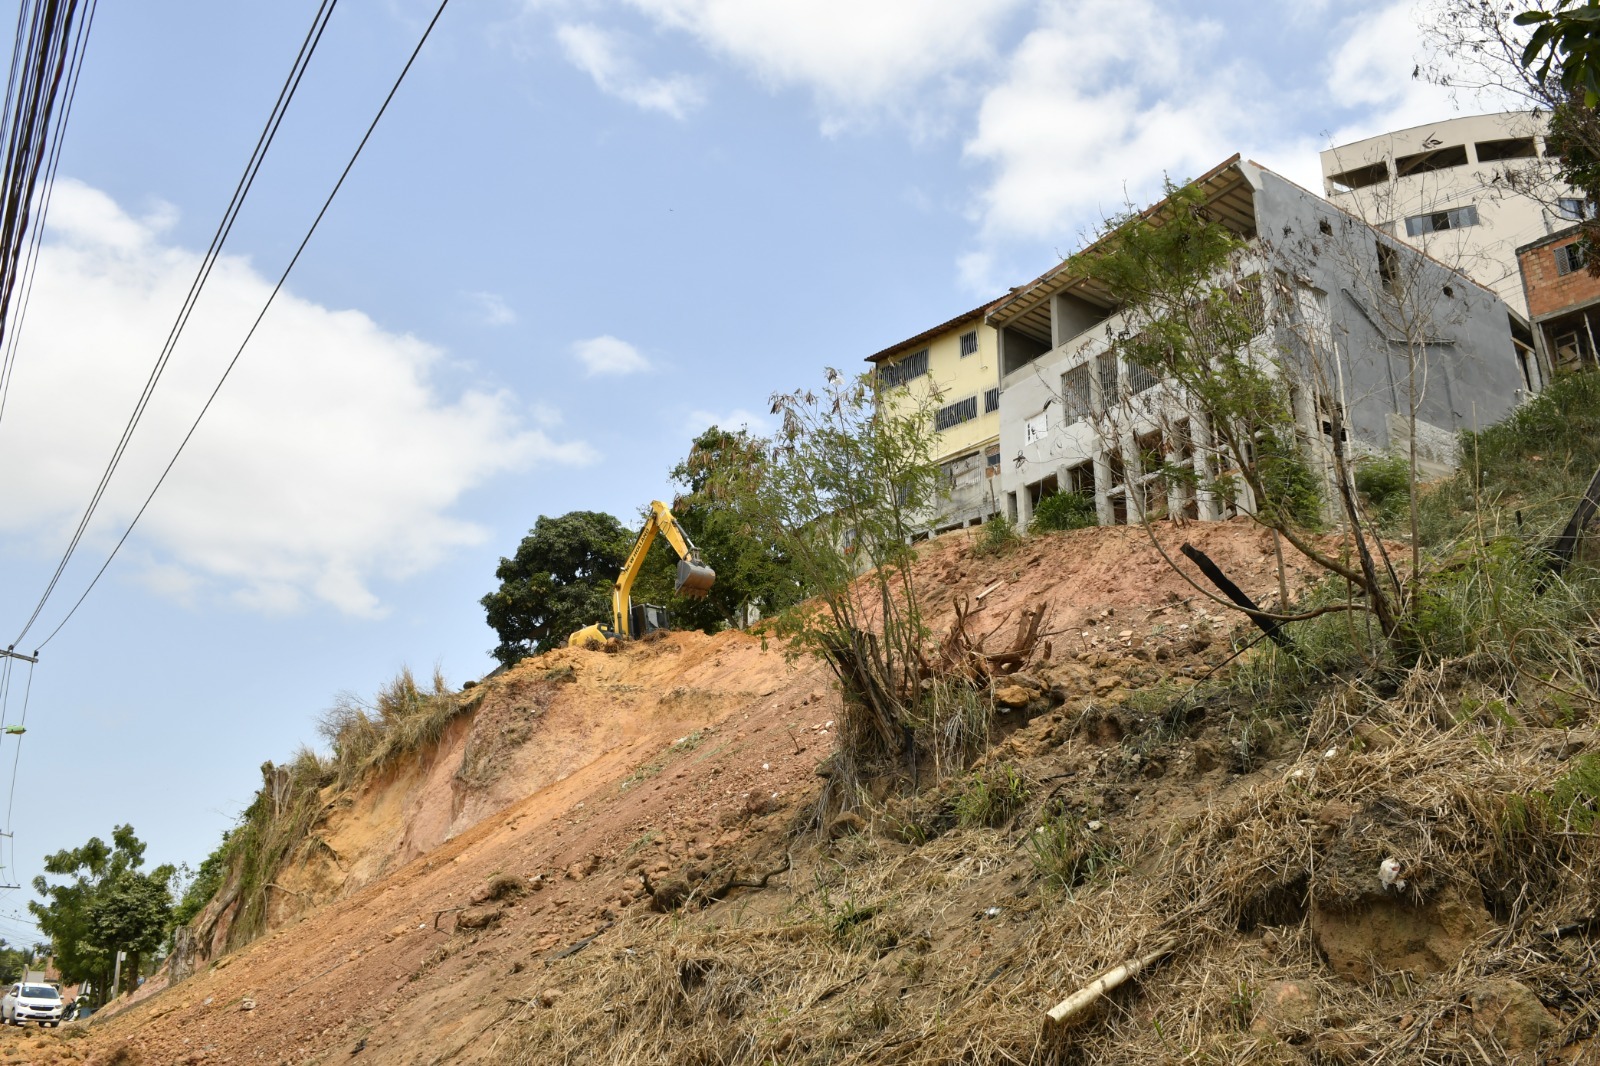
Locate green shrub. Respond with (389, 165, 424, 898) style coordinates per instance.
(1420, 369, 1600, 545)
(973, 515, 1021, 557)
(1031, 492, 1097, 533)
(1354, 453, 1411, 529)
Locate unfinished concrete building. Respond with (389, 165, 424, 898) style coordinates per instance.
(990, 157, 1528, 531)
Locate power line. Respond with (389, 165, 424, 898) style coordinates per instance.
(8, 0, 340, 646)
(0, 0, 98, 432)
(0, 0, 94, 431)
(30, 0, 454, 651)
(3, 657, 31, 833)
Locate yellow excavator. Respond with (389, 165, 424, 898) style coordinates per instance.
(567, 500, 716, 648)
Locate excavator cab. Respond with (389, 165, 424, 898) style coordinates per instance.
(567, 501, 716, 648)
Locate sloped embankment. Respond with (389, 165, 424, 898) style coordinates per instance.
(60, 518, 1600, 1066)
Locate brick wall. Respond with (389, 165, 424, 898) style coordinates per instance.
(1521, 240, 1600, 319)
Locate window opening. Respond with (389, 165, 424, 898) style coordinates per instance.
(881, 348, 928, 388)
(1474, 137, 1536, 162)
(1556, 241, 1588, 276)
(1396, 144, 1468, 175)
(959, 330, 979, 357)
(1558, 197, 1593, 221)
(934, 395, 978, 431)
(1328, 161, 1389, 190)
(1404, 204, 1478, 236)
(983, 386, 1000, 414)
(1097, 353, 1120, 408)
(1060, 364, 1092, 423)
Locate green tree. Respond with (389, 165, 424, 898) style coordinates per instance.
(1069, 181, 1406, 646)
(632, 426, 808, 631)
(480, 511, 632, 664)
(707, 370, 945, 767)
(1517, 2, 1600, 105)
(30, 825, 173, 1003)
(0, 940, 35, 985)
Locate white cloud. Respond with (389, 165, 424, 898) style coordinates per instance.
(963, 0, 1250, 241)
(465, 290, 517, 326)
(624, 0, 1024, 116)
(1322, 0, 1516, 147)
(684, 407, 770, 436)
(0, 180, 596, 618)
(556, 22, 704, 119)
(573, 334, 651, 376)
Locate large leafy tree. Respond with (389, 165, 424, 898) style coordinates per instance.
(632, 426, 808, 632)
(31, 825, 173, 1002)
(481, 510, 632, 664)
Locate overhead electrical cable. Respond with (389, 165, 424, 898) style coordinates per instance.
(0, 0, 90, 419)
(2, 658, 29, 833)
(8, 0, 340, 646)
(31, 0, 454, 651)
(0, 0, 98, 431)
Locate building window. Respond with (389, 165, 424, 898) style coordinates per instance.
(985, 443, 1000, 477)
(1126, 360, 1159, 394)
(880, 348, 928, 387)
(1328, 160, 1389, 191)
(983, 386, 999, 413)
(1558, 197, 1593, 221)
(1404, 204, 1479, 236)
(934, 395, 978, 431)
(1097, 353, 1120, 407)
(1396, 144, 1468, 176)
(1060, 364, 1091, 423)
(1475, 137, 1536, 162)
(1377, 241, 1401, 294)
(1023, 411, 1048, 445)
(1556, 241, 1588, 276)
(959, 330, 979, 357)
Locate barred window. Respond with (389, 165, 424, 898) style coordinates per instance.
(1061, 364, 1091, 423)
(881, 348, 929, 387)
(934, 395, 979, 431)
(1126, 360, 1159, 394)
(959, 330, 979, 357)
(1097, 353, 1120, 406)
(983, 387, 1000, 413)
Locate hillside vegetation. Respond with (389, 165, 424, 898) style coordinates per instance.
(40, 372, 1600, 1066)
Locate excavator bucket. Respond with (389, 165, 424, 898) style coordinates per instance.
(675, 559, 716, 598)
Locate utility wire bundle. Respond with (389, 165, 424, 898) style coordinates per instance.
(0, 0, 95, 430)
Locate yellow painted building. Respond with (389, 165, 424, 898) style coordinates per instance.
(866, 299, 1004, 531)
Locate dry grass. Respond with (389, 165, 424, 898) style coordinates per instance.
(506, 663, 1600, 1065)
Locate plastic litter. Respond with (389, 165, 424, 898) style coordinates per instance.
(1379, 857, 1406, 890)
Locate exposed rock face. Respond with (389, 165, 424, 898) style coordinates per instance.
(1313, 887, 1490, 982)
(1250, 979, 1319, 1037)
(1469, 978, 1556, 1059)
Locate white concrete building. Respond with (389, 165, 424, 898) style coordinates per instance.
(1321, 110, 1583, 319)
(990, 157, 1525, 532)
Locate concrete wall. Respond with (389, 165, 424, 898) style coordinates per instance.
(995, 164, 1526, 529)
(1321, 111, 1579, 318)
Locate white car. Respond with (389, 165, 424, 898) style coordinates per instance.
(1, 983, 63, 1027)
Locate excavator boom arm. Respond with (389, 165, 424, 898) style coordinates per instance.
(609, 501, 715, 637)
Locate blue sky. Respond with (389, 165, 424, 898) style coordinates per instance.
(0, 0, 1499, 937)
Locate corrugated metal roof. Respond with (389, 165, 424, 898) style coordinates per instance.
(987, 155, 1252, 346)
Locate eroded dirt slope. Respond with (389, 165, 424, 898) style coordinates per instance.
(59, 520, 1334, 1065)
